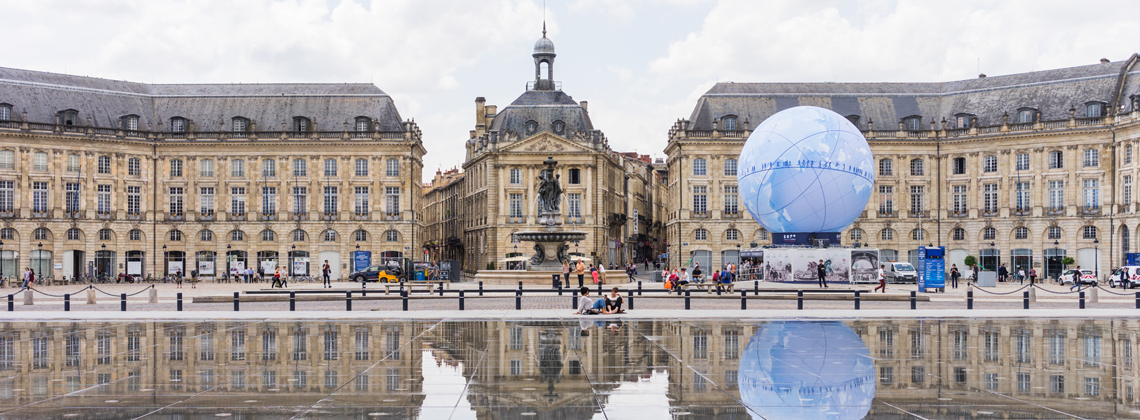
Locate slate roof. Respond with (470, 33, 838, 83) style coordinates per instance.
(686, 55, 1140, 130)
(0, 67, 406, 132)
(489, 89, 594, 139)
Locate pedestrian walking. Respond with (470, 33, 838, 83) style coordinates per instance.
(1029, 268, 1037, 285)
(874, 264, 887, 293)
(1069, 266, 1084, 291)
(949, 264, 960, 289)
(322, 260, 332, 288)
(190, 269, 198, 289)
(1018, 267, 1026, 285)
(817, 259, 828, 288)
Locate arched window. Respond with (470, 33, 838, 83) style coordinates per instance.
(324, 230, 337, 242)
(169, 117, 187, 133)
(199, 230, 213, 241)
(354, 117, 372, 132)
(1014, 227, 1029, 240)
(231, 117, 249, 132)
(354, 230, 368, 241)
(385, 230, 398, 242)
(952, 227, 965, 241)
(58, 109, 78, 126)
(1017, 108, 1037, 124)
(983, 227, 996, 240)
(903, 116, 923, 131)
(849, 229, 863, 242)
(33, 228, 50, 240)
(725, 229, 739, 241)
(694, 229, 708, 241)
(66, 228, 81, 241)
(911, 229, 925, 241)
(129, 229, 142, 241)
(954, 113, 974, 129)
(1086, 101, 1105, 118)
(120, 114, 140, 131)
(261, 230, 276, 242)
(880, 228, 895, 241)
(293, 116, 311, 132)
(845, 115, 860, 128)
(722, 115, 737, 131)
(231, 230, 245, 242)
(98, 228, 113, 241)
(0, 103, 11, 121)
(292, 229, 306, 242)
(169, 230, 183, 241)
(1083, 226, 1097, 239)
(1048, 226, 1062, 240)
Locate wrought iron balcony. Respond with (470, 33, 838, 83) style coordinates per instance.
(949, 210, 968, 218)
(507, 216, 526, 224)
(384, 212, 401, 221)
(1044, 206, 1065, 216)
(877, 210, 897, 218)
(1079, 205, 1101, 216)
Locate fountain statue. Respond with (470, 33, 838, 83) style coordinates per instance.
(514, 156, 587, 271)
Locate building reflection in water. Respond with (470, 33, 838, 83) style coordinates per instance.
(0, 318, 1133, 419)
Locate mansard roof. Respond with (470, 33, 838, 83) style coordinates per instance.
(489, 89, 594, 138)
(0, 66, 406, 131)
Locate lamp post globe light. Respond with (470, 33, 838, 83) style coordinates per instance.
(291, 244, 296, 280)
(36, 242, 42, 281)
(1094, 238, 1100, 279)
(0, 240, 5, 281)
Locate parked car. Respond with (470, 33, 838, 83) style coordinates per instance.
(885, 262, 918, 284)
(348, 260, 404, 283)
(1060, 269, 1097, 286)
(1108, 266, 1140, 288)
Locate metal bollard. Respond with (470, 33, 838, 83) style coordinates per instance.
(1023, 291, 1030, 309)
(572, 289, 578, 310)
(754, 280, 759, 295)
(797, 290, 803, 310)
(64, 294, 70, 312)
(362, 282, 367, 297)
(1079, 291, 1086, 309)
(558, 283, 563, 296)
(716, 284, 722, 296)
(685, 290, 691, 310)
(741, 290, 747, 310)
(1136, 291, 1139, 309)
(910, 291, 916, 310)
(854, 291, 860, 310)
(121, 293, 127, 312)
(597, 282, 602, 296)
(289, 291, 296, 311)
(459, 290, 465, 310)
(177, 293, 183, 311)
(402, 290, 409, 311)
(967, 290, 973, 309)
(515, 289, 522, 310)
(479, 281, 483, 296)
(628, 290, 634, 310)
(6, 294, 11, 311)
(638, 281, 642, 296)
(346, 291, 352, 311)
(233, 292, 239, 312)
(438, 284, 444, 296)
(519, 281, 523, 294)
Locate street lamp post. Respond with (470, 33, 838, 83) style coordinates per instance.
(36, 242, 42, 281)
(1095, 238, 1100, 279)
(291, 244, 296, 280)
(0, 240, 5, 281)
(162, 244, 167, 278)
(226, 244, 231, 282)
(100, 243, 106, 279)
(514, 244, 519, 270)
(1054, 240, 1061, 280)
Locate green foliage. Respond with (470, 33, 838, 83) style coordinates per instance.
(486, 262, 496, 271)
(1061, 256, 1075, 265)
(963, 255, 977, 267)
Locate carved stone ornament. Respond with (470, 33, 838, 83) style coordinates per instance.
(524, 138, 564, 152)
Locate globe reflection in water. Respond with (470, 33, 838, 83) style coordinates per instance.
(737, 106, 874, 233)
(739, 321, 875, 420)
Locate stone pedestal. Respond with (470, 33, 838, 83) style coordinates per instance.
(22, 290, 32, 306)
(87, 289, 97, 304)
(149, 288, 158, 304)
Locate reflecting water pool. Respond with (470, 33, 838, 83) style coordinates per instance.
(0, 318, 1136, 419)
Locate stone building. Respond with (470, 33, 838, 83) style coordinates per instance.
(461, 31, 639, 272)
(666, 55, 1140, 278)
(615, 153, 669, 266)
(0, 67, 425, 281)
(422, 168, 465, 265)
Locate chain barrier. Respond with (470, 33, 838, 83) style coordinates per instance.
(1094, 284, 1139, 296)
(90, 284, 154, 297)
(970, 284, 1032, 295)
(1032, 284, 1088, 295)
(26, 285, 92, 298)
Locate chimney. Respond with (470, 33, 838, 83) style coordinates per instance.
(978, 73, 986, 78)
(475, 97, 486, 127)
(580, 101, 588, 112)
(1100, 58, 1110, 64)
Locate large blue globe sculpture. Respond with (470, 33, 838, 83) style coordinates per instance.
(737, 106, 874, 233)
(738, 321, 876, 420)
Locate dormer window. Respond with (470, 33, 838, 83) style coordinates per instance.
(1017, 108, 1037, 124)
(170, 117, 187, 132)
(845, 115, 860, 128)
(120, 115, 140, 131)
(58, 109, 78, 126)
(293, 117, 310, 132)
(953, 113, 974, 129)
(525, 120, 538, 135)
(722, 115, 737, 131)
(903, 116, 923, 131)
(1086, 101, 1105, 118)
(552, 120, 565, 134)
(232, 117, 249, 132)
(0, 104, 11, 121)
(354, 117, 372, 132)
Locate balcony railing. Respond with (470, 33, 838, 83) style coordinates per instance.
(981, 209, 999, 217)
(877, 210, 897, 218)
(96, 210, 113, 219)
(507, 216, 526, 224)
(64, 210, 82, 218)
(1045, 206, 1065, 216)
(1080, 205, 1101, 216)
(908, 210, 929, 218)
(566, 216, 584, 224)
(384, 212, 401, 221)
(229, 212, 246, 221)
(722, 210, 741, 218)
(198, 210, 215, 221)
(321, 212, 338, 221)
(31, 210, 49, 218)
(167, 212, 184, 221)
(692, 211, 709, 218)
(260, 212, 278, 221)
(1011, 208, 1032, 217)
(1119, 204, 1131, 214)
(0, 209, 15, 218)
(949, 210, 968, 218)
(354, 212, 370, 220)
(126, 211, 144, 220)
(291, 212, 308, 221)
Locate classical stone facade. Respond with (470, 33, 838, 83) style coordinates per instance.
(461, 32, 662, 273)
(667, 55, 1140, 278)
(0, 67, 425, 280)
(422, 168, 464, 265)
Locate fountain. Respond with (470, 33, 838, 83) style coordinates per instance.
(513, 156, 587, 271)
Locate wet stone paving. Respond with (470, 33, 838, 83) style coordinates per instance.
(0, 317, 1136, 418)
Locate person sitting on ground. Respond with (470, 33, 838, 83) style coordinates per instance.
(604, 287, 625, 314)
(574, 287, 600, 315)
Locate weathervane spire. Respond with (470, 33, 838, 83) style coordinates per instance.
(542, 0, 547, 37)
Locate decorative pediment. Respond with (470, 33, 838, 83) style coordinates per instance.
(499, 133, 593, 154)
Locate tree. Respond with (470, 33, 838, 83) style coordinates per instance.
(963, 255, 977, 267)
(1061, 256, 1075, 266)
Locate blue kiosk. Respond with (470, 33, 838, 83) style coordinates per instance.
(916, 246, 946, 293)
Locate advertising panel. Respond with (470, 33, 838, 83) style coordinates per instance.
(850, 249, 879, 284)
(354, 251, 372, 273)
(198, 261, 214, 275)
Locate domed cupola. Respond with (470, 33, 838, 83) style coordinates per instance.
(532, 24, 557, 91)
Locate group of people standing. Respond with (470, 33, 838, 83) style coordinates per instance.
(561, 260, 606, 287)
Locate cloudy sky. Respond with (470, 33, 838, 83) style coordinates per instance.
(4, 0, 1140, 182)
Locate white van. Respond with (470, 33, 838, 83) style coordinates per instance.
(1109, 266, 1140, 288)
(885, 262, 918, 284)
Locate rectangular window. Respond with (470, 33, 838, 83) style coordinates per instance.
(983, 183, 999, 213)
(880, 159, 894, 176)
(953, 330, 967, 360)
(1049, 180, 1065, 210)
(33, 152, 47, 171)
(1084, 149, 1099, 167)
(293, 329, 308, 361)
(952, 157, 965, 175)
(323, 186, 337, 214)
(1049, 331, 1065, 365)
(354, 186, 369, 215)
(262, 330, 277, 361)
(293, 187, 307, 214)
(985, 373, 999, 390)
(510, 327, 523, 350)
(128, 158, 140, 176)
(355, 159, 368, 176)
(879, 185, 893, 214)
(1016, 182, 1030, 210)
(127, 186, 141, 214)
(693, 185, 707, 215)
(912, 366, 925, 384)
(231, 187, 246, 215)
(231, 330, 246, 361)
(693, 158, 706, 176)
(983, 156, 997, 173)
(910, 185, 924, 213)
(98, 184, 111, 214)
(910, 159, 924, 176)
(1085, 335, 1102, 366)
(33, 182, 48, 213)
(294, 159, 307, 177)
(1128, 146, 1134, 165)
(0, 181, 12, 212)
(724, 158, 737, 176)
(1016, 331, 1032, 363)
(354, 329, 369, 360)
(263, 159, 276, 178)
(323, 329, 338, 360)
(1050, 375, 1064, 393)
(200, 159, 214, 177)
(386, 159, 398, 177)
(984, 331, 999, 362)
(724, 185, 738, 214)
(0, 151, 14, 170)
(169, 329, 184, 361)
(231, 159, 245, 177)
(952, 185, 967, 213)
(66, 154, 80, 172)
(199, 187, 214, 215)
(509, 168, 521, 185)
(509, 193, 523, 217)
(385, 186, 399, 215)
(1126, 175, 1134, 205)
(170, 159, 183, 177)
(1016, 153, 1030, 171)
(1018, 373, 1031, 393)
(693, 330, 708, 359)
(200, 330, 215, 361)
(880, 366, 894, 385)
(169, 187, 184, 215)
(324, 159, 337, 177)
(262, 187, 276, 215)
(65, 182, 80, 212)
(1084, 179, 1099, 208)
(568, 193, 581, 218)
(569, 168, 581, 184)
(1050, 151, 1064, 169)
(1085, 377, 1101, 396)
(724, 329, 740, 360)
